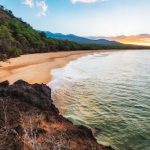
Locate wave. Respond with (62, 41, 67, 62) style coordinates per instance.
(48, 50, 150, 150)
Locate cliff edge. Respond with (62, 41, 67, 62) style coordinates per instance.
(0, 80, 113, 150)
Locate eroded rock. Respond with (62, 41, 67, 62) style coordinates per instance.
(0, 80, 114, 150)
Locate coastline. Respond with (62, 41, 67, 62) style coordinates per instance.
(0, 80, 114, 149)
(0, 50, 111, 84)
(0, 50, 115, 149)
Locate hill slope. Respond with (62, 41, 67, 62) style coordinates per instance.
(0, 6, 85, 60)
(0, 6, 149, 60)
(45, 32, 120, 45)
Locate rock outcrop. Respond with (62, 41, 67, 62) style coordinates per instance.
(0, 80, 113, 150)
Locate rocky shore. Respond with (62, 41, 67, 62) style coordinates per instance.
(0, 80, 113, 150)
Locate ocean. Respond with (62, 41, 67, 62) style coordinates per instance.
(48, 50, 150, 150)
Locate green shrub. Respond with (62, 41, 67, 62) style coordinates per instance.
(11, 47, 22, 57)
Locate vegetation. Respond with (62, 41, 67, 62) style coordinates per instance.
(0, 5, 149, 60)
(0, 5, 81, 59)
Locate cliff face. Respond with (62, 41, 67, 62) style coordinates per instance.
(0, 80, 113, 150)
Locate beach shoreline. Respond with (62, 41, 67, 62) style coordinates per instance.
(0, 50, 111, 84)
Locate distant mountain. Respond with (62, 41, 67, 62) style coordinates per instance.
(45, 32, 121, 45)
(88, 34, 150, 46)
(0, 6, 98, 60)
(0, 5, 149, 60)
(88, 36, 114, 41)
(115, 34, 150, 46)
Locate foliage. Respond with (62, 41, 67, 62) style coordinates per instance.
(0, 5, 149, 60)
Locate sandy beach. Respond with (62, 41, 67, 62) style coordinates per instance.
(0, 50, 109, 84)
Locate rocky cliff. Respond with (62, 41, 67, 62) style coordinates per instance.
(0, 80, 113, 150)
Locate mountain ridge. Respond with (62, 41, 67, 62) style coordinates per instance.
(45, 31, 121, 45)
(88, 34, 150, 46)
(0, 5, 150, 61)
(0, 6, 90, 60)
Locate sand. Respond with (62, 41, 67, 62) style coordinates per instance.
(0, 50, 109, 84)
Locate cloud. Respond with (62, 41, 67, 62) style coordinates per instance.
(71, 0, 108, 4)
(23, 0, 34, 8)
(36, 0, 48, 17)
(23, 0, 48, 17)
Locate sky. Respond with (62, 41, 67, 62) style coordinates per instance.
(0, 0, 150, 37)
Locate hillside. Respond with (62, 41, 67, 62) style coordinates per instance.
(45, 32, 121, 45)
(0, 6, 149, 61)
(0, 6, 85, 60)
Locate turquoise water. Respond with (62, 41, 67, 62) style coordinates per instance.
(49, 50, 150, 150)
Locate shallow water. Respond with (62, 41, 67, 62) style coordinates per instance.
(48, 50, 150, 150)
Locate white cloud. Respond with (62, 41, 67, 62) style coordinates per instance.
(23, 0, 34, 8)
(36, 0, 48, 17)
(23, 0, 48, 17)
(71, 0, 108, 4)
